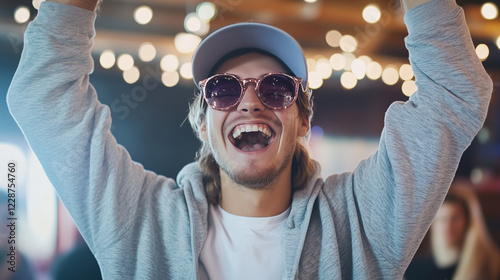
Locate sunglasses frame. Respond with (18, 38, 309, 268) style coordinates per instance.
(198, 72, 303, 111)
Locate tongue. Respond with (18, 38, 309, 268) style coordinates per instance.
(240, 143, 266, 152)
(237, 132, 269, 152)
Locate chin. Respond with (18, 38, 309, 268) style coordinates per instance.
(229, 165, 279, 189)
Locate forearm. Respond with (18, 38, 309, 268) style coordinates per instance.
(47, 0, 99, 12)
(401, 0, 434, 12)
(351, 0, 492, 270)
(7, 1, 147, 252)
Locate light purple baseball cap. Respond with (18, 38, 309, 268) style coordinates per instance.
(191, 22, 308, 90)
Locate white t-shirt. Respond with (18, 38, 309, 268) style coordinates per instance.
(200, 203, 290, 280)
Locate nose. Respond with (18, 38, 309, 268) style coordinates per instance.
(237, 84, 265, 112)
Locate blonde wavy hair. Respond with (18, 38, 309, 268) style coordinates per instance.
(432, 182, 500, 280)
(188, 60, 315, 204)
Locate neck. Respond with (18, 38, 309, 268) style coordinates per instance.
(219, 163, 292, 217)
(432, 242, 461, 268)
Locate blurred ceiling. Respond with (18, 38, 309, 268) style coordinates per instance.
(1, 0, 499, 84)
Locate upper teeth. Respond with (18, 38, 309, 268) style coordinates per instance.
(232, 124, 272, 139)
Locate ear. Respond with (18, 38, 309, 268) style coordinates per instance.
(200, 121, 208, 142)
(297, 115, 310, 137)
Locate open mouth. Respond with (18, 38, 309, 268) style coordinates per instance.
(229, 124, 275, 152)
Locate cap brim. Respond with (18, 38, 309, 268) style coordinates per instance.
(192, 22, 308, 90)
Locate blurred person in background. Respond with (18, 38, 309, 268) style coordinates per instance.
(51, 241, 102, 280)
(405, 183, 500, 280)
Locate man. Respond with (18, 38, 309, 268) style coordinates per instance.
(7, 0, 492, 279)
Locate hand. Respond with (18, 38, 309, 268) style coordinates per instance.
(46, 0, 100, 12)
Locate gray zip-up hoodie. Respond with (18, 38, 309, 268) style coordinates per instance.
(7, 0, 492, 279)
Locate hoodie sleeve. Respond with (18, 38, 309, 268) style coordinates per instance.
(6, 2, 175, 254)
(336, 0, 492, 274)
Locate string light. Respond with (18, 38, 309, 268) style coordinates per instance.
(340, 71, 357, 89)
(481, 2, 498, 20)
(134, 6, 153, 25)
(306, 58, 317, 73)
(174, 33, 202, 54)
(100, 50, 116, 69)
(342, 52, 356, 71)
(351, 59, 366, 80)
(316, 58, 332, 79)
(326, 30, 342, 48)
(32, 0, 43, 10)
(308, 71, 323, 89)
(366, 61, 382, 80)
(329, 53, 345, 71)
(123, 66, 140, 84)
(185, 13, 210, 35)
(497, 36, 500, 50)
(399, 64, 414, 81)
(162, 71, 180, 87)
(362, 5, 381, 23)
(339, 35, 358, 53)
(138, 42, 156, 62)
(14, 6, 30, 24)
(358, 55, 372, 65)
(117, 54, 134, 71)
(180, 62, 193, 79)
(161, 54, 179, 72)
(197, 2, 217, 21)
(382, 65, 399, 85)
(402, 80, 417, 97)
(475, 44, 489, 61)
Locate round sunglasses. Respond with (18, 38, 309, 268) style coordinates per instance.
(198, 73, 304, 110)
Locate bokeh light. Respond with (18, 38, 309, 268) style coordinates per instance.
(197, 2, 217, 21)
(342, 52, 356, 71)
(366, 61, 382, 80)
(481, 2, 498, 20)
(326, 30, 342, 48)
(316, 58, 333, 79)
(475, 44, 489, 61)
(100, 50, 116, 69)
(134, 6, 153, 25)
(117, 54, 134, 71)
(340, 72, 357, 89)
(123, 66, 140, 84)
(339, 35, 357, 53)
(399, 64, 414, 81)
(32, 0, 43, 10)
(308, 71, 323, 89)
(174, 33, 202, 54)
(14, 6, 30, 24)
(138, 42, 156, 62)
(351, 59, 366, 80)
(330, 53, 345, 71)
(362, 5, 381, 23)
(162, 71, 180, 87)
(402, 80, 418, 97)
(185, 13, 210, 35)
(382, 66, 399, 85)
(180, 62, 193, 79)
(161, 54, 180, 72)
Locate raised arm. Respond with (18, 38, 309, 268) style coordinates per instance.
(6, 1, 173, 256)
(325, 0, 492, 276)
